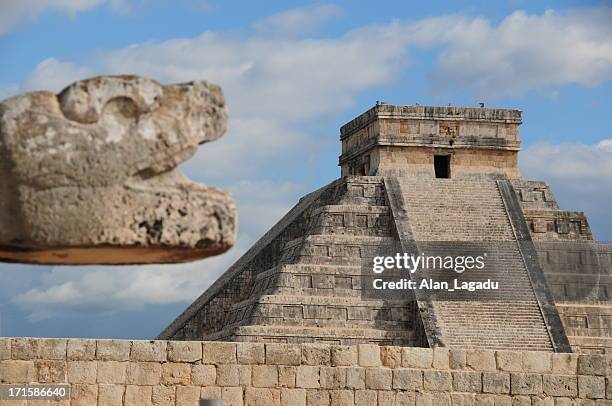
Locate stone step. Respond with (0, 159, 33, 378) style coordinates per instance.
(280, 235, 396, 265)
(221, 324, 419, 346)
(395, 178, 553, 350)
(307, 205, 393, 237)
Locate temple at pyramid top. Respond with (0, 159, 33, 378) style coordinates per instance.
(339, 104, 523, 178)
(160, 103, 611, 354)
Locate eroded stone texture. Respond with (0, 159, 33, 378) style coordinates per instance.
(0, 75, 236, 264)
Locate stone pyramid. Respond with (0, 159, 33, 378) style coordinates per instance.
(160, 104, 612, 353)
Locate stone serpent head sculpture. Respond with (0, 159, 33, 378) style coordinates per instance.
(0, 75, 236, 264)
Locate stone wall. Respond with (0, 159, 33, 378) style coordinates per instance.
(339, 104, 522, 179)
(363, 146, 520, 179)
(1, 338, 610, 405)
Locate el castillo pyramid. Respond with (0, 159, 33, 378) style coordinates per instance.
(159, 104, 611, 353)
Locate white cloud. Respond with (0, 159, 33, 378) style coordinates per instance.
(424, 8, 612, 97)
(252, 4, 343, 37)
(521, 139, 612, 181)
(0, 0, 131, 34)
(18, 7, 612, 102)
(521, 139, 612, 240)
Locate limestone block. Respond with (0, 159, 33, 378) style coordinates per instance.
(578, 375, 605, 399)
(330, 389, 353, 406)
(126, 362, 162, 385)
(450, 393, 475, 406)
(453, 371, 483, 392)
(531, 396, 554, 406)
(176, 386, 201, 406)
(97, 361, 127, 384)
(543, 375, 577, 397)
(509, 395, 530, 406)
(433, 348, 450, 369)
(99, 384, 125, 406)
(245, 387, 281, 406)
(124, 385, 152, 406)
(200, 386, 221, 400)
(423, 370, 452, 391)
(38, 338, 67, 360)
(364, 368, 391, 390)
(0, 360, 35, 383)
(161, 362, 191, 385)
(0, 75, 235, 265)
(402, 347, 432, 369)
(522, 352, 552, 373)
(67, 361, 97, 383)
(495, 351, 522, 372)
(320, 367, 347, 389)
(67, 340, 96, 361)
(167, 340, 202, 363)
(380, 346, 402, 368)
(331, 346, 357, 367)
(482, 372, 510, 394)
(296, 366, 320, 389)
(552, 353, 578, 375)
(191, 364, 216, 386)
(71, 383, 98, 406)
(467, 350, 496, 372)
(354, 389, 376, 406)
(35, 360, 66, 382)
(302, 344, 331, 366)
(267, 344, 301, 366)
(306, 389, 330, 406)
(0, 340, 9, 360)
(358, 344, 381, 367)
(396, 391, 416, 405)
(450, 349, 468, 370)
(203, 342, 236, 364)
(217, 364, 250, 386)
(131, 340, 166, 362)
(578, 355, 607, 376)
(345, 367, 365, 389)
(253, 365, 279, 387)
(417, 391, 451, 406)
(510, 373, 543, 395)
(278, 366, 297, 388)
(222, 387, 243, 406)
(10, 338, 40, 359)
(488, 395, 521, 406)
(237, 342, 265, 365)
(281, 388, 306, 406)
(393, 368, 422, 390)
(96, 340, 131, 361)
(152, 385, 175, 406)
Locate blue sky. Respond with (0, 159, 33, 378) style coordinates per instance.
(0, 0, 611, 339)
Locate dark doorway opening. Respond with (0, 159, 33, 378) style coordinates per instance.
(434, 155, 451, 178)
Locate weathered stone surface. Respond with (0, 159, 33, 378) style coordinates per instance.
(96, 340, 131, 361)
(68, 339, 96, 361)
(131, 340, 166, 362)
(97, 361, 127, 384)
(191, 364, 216, 386)
(2, 339, 612, 405)
(203, 342, 236, 364)
(0, 75, 235, 265)
(167, 340, 202, 363)
(237, 342, 265, 365)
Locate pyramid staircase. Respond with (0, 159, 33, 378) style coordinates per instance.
(385, 177, 568, 351)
